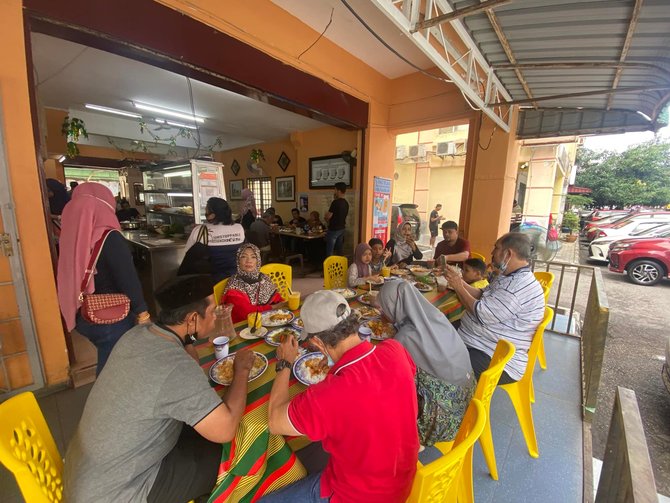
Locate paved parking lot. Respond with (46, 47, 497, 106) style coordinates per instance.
(580, 246, 670, 496)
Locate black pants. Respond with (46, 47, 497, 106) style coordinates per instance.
(467, 347, 517, 385)
(148, 425, 221, 503)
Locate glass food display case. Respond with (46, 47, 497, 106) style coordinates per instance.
(142, 160, 225, 235)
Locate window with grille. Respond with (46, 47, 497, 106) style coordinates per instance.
(246, 177, 272, 213)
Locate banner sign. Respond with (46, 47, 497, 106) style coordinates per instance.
(372, 177, 392, 243)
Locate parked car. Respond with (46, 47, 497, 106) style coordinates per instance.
(391, 203, 421, 240)
(588, 223, 670, 262)
(585, 211, 670, 242)
(582, 213, 632, 239)
(608, 237, 670, 286)
(587, 209, 630, 222)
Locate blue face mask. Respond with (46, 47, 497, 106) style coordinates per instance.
(493, 251, 511, 273)
(324, 350, 335, 367)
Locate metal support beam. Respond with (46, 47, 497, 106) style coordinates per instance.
(493, 61, 670, 79)
(506, 85, 670, 105)
(370, 0, 512, 132)
(411, 0, 511, 32)
(607, 0, 643, 110)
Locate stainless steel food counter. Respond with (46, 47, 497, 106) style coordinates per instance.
(121, 231, 187, 316)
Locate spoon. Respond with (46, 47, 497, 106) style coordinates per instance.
(250, 311, 260, 335)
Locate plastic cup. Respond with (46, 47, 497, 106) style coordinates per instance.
(381, 266, 390, 278)
(427, 259, 435, 269)
(287, 291, 301, 311)
(247, 312, 262, 330)
(213, 336, 230, 360)
(358, 326, 372, 342)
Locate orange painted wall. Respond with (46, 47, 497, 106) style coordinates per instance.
(0, 0, 69, 386)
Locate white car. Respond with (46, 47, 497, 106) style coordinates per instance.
(588, 223, 670, 262)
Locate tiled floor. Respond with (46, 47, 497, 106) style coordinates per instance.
(1, 308, 586, 502)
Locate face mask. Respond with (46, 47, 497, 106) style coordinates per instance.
(494, 251, 511, 273)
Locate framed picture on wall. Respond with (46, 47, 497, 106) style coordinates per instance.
(229, 179, 244, 200)
(275, 176, 295, 201)
(231, 159, 240, 176)
(309, 155, 352, 189)
(277, 151, 290, 172)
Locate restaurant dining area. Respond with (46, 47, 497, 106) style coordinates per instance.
(1, 0, 668, 501)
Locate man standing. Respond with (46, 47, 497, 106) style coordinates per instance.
(324, 182, 349, 256)
(65, 275, 255, 503)
(445, 233, 545, 383)
(428, 203, 444, 248)
(434, 220, 470, 266)
(262, 290, 419, 503)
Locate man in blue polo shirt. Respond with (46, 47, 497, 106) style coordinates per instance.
(262, 290, 419, 503)
(445, 232, 545, 384)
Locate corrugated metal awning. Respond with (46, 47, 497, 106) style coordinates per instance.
(454, 0, 670, 137)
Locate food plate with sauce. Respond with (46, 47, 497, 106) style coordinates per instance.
(209, 352, 268, 386)
(293, 352, 331, 386)
(261, 309, 295, 327)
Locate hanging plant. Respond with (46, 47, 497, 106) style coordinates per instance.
(61, 116, 89, 158)
(250, 148, 265, 164)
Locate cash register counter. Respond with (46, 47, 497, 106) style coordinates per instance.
(121, 230, 187, 316)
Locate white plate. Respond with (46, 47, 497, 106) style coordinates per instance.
(363, 319, 397, 341)
(293, 352, 331, 386)
(332, 288, 357, 300)
(239, 326, 268, 340)
(261, 309, 295, 327)
(413, 282, 433, 293)
(209, 352, 268, 386)
(357, 292, 379, 306)
(291, 317, 304, 331)
(264, 327, 301, 347)
(354, 305, 381, 319)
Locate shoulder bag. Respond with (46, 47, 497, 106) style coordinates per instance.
(178, 224, 212, 275)
(79, 229, 131, 324)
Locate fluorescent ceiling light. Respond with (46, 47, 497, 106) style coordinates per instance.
(85, 103, 141, 118)
(167, 120, 198, 130)
(134, 102, 204, 123)
(57, 155, 66, 163)
(166, 192, 192, 196)
(163, 170, 192, 178)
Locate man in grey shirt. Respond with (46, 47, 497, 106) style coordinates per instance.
(247, 211, 273, 251)
(445, 232, 545, 383)
(64, 275, 255, 503)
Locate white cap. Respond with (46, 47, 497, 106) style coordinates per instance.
(300, 290, 352, 337)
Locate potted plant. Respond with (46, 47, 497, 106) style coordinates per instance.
(250, 148, 265, 167)
(61, 116, 89, 158)
(561, 212, 580, 242)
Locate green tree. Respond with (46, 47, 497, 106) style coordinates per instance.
(575, 140, 670, 208)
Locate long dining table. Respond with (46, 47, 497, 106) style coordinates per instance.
(195, 282, 465, 503)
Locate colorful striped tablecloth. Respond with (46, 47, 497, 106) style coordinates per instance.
(196, 284, 463, 502)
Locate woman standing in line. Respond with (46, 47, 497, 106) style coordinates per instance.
(57, 183, 150, 374)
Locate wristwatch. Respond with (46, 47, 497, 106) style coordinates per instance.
(275, 359, 292, 372)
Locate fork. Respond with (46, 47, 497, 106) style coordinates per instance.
(250, 311, 260, 335)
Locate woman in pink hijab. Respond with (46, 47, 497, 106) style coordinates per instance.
(239, 188, 257, 230)
(57, 183, 149, 374)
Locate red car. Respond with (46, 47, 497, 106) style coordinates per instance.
(608, 237, 670, 286)
(585, 211, 670, 242)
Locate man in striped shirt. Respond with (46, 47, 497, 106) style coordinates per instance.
(444, 233, 545, 383)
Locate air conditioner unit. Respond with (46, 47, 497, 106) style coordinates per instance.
(408, 145, 427, 159)
(436, 142, 456, 156)
(395, 145, 407, 160)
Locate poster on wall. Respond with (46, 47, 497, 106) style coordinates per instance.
(372, 176, 392, 243)
(298, 193, 309, 213)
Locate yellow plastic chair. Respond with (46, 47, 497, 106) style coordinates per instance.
(0, 392, 63, 503)
(323, 256, 348, 289)
(533, 271, 555, 371)
(260, 263, 292, 301)
(470, 251, 487, 262)
(213, 277, 229, 306)
(434, 340, 516, 496)
(498, 307, 554, 459)
(406, 399, 486, 503)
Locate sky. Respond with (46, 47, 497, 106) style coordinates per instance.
(582, 125, 670, 152)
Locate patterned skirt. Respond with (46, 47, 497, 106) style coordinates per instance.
(415, 368, 477, 446)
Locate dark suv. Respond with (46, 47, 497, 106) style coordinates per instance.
(391, 204, 421, 240)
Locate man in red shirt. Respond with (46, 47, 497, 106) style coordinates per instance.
(434, 220, 470, 266)
(263, 290, 419, 503)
